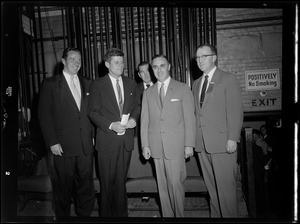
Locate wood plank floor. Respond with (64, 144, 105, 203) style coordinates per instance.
(17, 196, 211, 218)
(17, 180, 250, 220)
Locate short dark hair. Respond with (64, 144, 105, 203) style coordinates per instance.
(151, 54, 170, 64)
(103, 48, 124, 63)
(62, 47, 81, 60)
(136, 61, 157, 83)
(196, 44, 218, 56)
(137, 61, 150, 71)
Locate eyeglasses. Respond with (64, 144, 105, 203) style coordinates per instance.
(195, 54, 215, 60)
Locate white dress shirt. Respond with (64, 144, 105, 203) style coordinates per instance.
(63, 71, 82, 98)
(143, 82, 153, 89)
(158, 76, 171, 95)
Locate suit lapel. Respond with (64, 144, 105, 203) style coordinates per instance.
(162, 78, 174, 108)
(78, 75, 85, 101)
(59, 74, 79, 111)
(78, 75, 89, 111)
(123, 77, 130, 114)
(202, 69, 221, 107)
(152, 82, 162, 109)
(194, 78, 202, 112)
(104, 75, 120, 114)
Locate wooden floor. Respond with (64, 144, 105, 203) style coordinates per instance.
(17, 180, 252, 222)
(17, 196, 211, 218)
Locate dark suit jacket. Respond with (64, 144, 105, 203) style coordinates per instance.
(38, 73, 94, 157)
(136, 82, 145, 104)
(88, 74, 140, 152)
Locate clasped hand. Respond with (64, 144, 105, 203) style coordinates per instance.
(111, 118, 136, 134)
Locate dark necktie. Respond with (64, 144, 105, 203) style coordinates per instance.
(146, 84, 150, 88)
(160, 83, 165, 107)
(200, 75, 208, 108)
(116, 79, 123, 116)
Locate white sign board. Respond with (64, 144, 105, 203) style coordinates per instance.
(245, 69, 280, 91)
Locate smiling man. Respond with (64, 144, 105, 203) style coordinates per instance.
(140, 54, 196, 217)
(38, 47, 95, 219)
(88, 48, 140, 217)
(192, 44, 243, 218)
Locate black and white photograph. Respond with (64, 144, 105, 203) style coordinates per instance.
(1, 0, 297, 223)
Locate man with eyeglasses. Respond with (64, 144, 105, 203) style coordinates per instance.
(192, 44, 243, 218)
(38, 47, 95, 219)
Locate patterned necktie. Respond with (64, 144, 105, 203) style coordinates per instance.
(159, 82, 165, 107)
(116, 78, 123, 116)
(200, 75, 208, 108)
(70, 75, 81, 110)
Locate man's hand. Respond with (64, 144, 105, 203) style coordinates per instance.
(184, 146, 194, 159)
(226, 139, 237, 153)
(50, 144, 63, 156)
(111, 122, 126, 133)
(126, 118, 136, 129)
(142, 147, 151, 160)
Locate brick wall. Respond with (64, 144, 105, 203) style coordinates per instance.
(216, 8, 282, 112)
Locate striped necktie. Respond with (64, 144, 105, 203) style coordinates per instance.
(116, 78, 123, 116)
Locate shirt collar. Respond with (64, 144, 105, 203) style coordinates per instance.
(159, 76, 171, 88)
(108, 74, 122, 84)
(143, 82, 153, 89)
(204, 66, 217, 82)
(63, 71, 78, 81)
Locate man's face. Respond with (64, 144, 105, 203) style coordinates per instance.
(62, 50, 82, 75)
(152, 57, 170, 83)
(105, 56, 124, 78)
(260, 127, 267, 136)
(195, 46, 216, 74)
(138, 64, 152, 83)
(253, 133, 260, 142)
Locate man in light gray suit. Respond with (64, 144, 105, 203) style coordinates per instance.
(192, 44, 243, 218)
(141, 55, 196, 217)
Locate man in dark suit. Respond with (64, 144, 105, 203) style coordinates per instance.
(192, 44, 243, 218)
(141, 55, 196, 217)
(38, 47, 95, 218)
(88, 48, 140, 217)
(136, 61, 156, 101)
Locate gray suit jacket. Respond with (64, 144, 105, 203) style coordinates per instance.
(192, 68, 243, 154)
(141, 78, 196, 159)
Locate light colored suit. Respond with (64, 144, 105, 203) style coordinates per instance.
(192, 68, 243, 217)
(141, 78, 196, 217)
